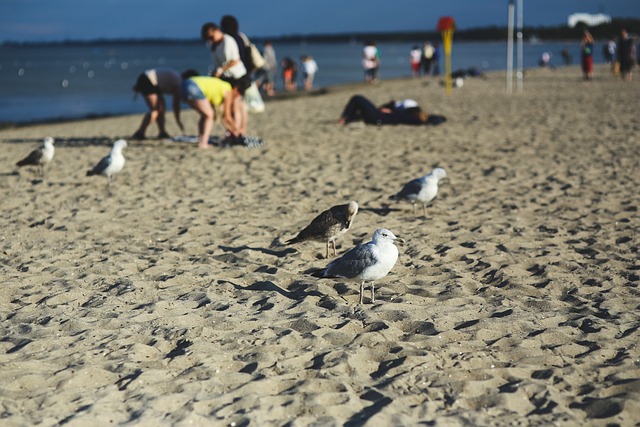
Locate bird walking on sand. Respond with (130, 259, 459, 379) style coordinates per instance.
(391, 168, 447, 216)
(312, 228, 404, 304)
(16, 137, 55, 177)
(286, 201, 359, 258)
(86, 139, 127, 184)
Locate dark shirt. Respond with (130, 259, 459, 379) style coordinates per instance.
(227, 33, 254, 74)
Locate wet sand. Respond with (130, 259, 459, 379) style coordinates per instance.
(1, 64, 639, 426)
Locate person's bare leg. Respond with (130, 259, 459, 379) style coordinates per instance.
(189, 99, 214, 149)
(156, 95, 169, 138)
(233, 96, 247, 136)
(198, 116, 213, 148)
(133, 94, 159, 138)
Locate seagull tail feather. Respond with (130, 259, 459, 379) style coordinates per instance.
(309, 268, 326, 278)
(285, 235, 304, 245)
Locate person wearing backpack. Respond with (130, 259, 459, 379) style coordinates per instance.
(201, 21, 249, 136)
(421, 41, 435, 76)
(220, 15, 265, 112)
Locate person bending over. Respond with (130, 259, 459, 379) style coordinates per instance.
(132, 67, 185, 139)
(181, 71, 250, 149)
(338, 95, 445, 126)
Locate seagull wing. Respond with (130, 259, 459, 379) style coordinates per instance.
(328, 203, 353, 228)
(16, 147, 43, 167)
(394, 178, 423, 199)
(286, 208, 340, 244)
(323, 242, 378, 279)
(87, 155, 111, 176)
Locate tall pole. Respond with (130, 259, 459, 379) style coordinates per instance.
(516, 0, 524, 92)
(437, 17, 456, 96)
(443, 29, 454, 94)
(506, 0, 514, 94)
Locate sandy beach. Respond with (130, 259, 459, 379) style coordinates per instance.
(1, 64, 639, 426)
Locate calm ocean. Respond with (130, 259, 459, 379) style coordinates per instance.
(0, 39, 594, 124)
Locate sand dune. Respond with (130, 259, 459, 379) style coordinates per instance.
(1, 64, 639, 426)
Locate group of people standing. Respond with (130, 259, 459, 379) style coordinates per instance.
(409, 41, 441, 78)
(279, 55, 319, 92)
(365, 40, 441, 83)
(130, 28, 452, 148)
(131, 15, 270, 149)
(580, 28, 637, 81)
(128, 23, 636, 150)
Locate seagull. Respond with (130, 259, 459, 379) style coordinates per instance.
(286, 201, 359, 258)
(312, 228, 404, 304)
(391, 168, 447, 216)
(86, 139, 127, 184)
(16, 137, 55, 177)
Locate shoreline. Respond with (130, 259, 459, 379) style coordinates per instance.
(1, 63, 639, 425)
(0, 81, 357, 129)
(0, 66, 568, 129)
(0, 78, 397, 128)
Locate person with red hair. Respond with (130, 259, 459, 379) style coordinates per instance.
(581, 30, 595, 80)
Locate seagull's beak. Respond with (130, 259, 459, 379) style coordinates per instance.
(394, 236, 406, 246)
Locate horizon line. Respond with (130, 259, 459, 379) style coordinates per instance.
(2, 17, 638, 45)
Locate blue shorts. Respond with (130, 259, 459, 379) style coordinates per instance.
(181, 79, 205, 102)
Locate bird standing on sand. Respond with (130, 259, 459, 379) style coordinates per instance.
(286, 201, 359, 258)
(391, 168, 447, 216)
(16, 137, 55, 177)
(86, 139, 127, 184)
(312, 228, 404, 304)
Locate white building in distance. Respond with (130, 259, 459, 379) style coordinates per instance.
(568, 13, 612, 28)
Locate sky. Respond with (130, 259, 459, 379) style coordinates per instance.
(1, 0, 639, 43)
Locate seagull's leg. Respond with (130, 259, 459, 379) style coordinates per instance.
(325, 241, 330, 259)
(359, 281, 365, 304)
(422, 203, 427, 217)
(371, 282, 375, 303)
(412, 203, 416, 215)
(332, 240, 337, 256)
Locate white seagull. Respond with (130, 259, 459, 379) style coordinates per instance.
(286, 201, 359, 258)
(313, 228, 405, 304)
(86, 139, 127, 184)
(16, 137, 55, 177)
(391, 167, 447, 216)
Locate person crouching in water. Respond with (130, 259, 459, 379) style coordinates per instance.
(181, 70, 251, 149)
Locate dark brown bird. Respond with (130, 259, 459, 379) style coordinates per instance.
(16, 137, 55, 177)
(286, 201, 359, 258)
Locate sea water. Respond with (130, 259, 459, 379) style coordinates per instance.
(0, 40, 591, 124)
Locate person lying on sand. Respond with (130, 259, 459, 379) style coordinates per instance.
(337, 95, 446, 126)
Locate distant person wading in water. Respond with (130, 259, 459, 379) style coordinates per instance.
(362, 41, 380, 84)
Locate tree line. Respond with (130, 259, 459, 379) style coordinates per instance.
(3, 18, 638, 46)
